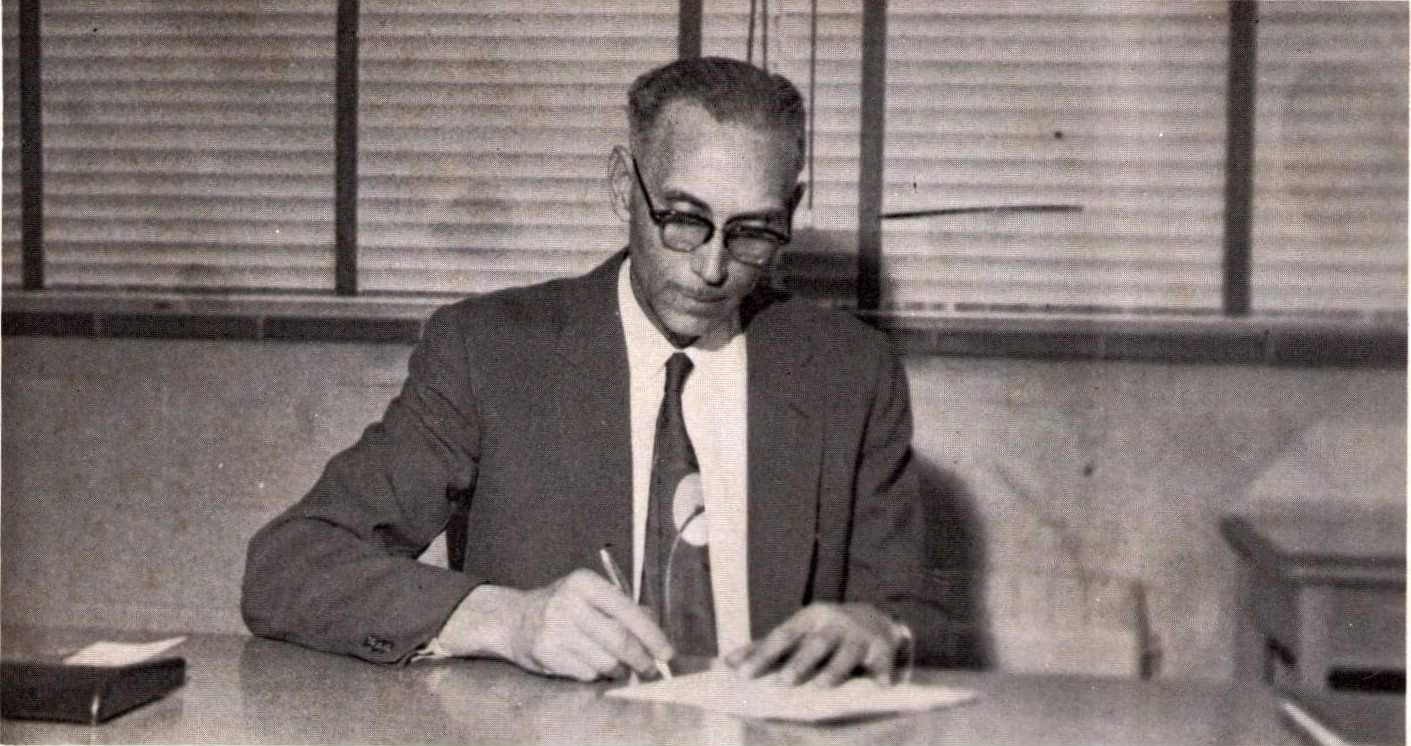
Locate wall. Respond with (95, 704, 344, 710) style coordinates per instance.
(905, 354, 1404, 680)
(2, 335, 1404, 681)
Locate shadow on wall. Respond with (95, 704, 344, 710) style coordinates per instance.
(911, 454, 992, 669)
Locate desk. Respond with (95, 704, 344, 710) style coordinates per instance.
(1221, 512, 1406, 692)
(2, 626, 1303, 745)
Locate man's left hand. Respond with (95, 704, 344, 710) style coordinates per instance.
(723, 602, 903, 687)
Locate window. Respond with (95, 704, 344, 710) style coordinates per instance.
(3, 5, 19, 286)
(5, 0, 1405, 329)
(29, 1, 337, 292)
(882, 2, 1230, 314)
(358, 0, 677, 295)
(1250, 1, 1407, 317)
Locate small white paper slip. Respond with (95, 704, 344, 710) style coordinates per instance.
(63, 637, 187, 667)
(605, 664, 978, 723)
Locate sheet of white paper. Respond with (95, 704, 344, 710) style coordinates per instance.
(63, 636, 187, 667)
(605, 665, 978, 723)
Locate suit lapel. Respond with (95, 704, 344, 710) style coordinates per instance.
(552, 252, 633, 571)
(745, 304, 823, 637)
(549, 258, 824, 634)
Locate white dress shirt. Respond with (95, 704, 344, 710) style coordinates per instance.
(617, 259, 752, 655)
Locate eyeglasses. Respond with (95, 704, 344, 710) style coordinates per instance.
(630, 157, 791, 269)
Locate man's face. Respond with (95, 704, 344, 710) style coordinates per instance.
(628, 102, 800, 343)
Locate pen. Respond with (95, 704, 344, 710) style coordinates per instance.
(598, 545, 672, 680)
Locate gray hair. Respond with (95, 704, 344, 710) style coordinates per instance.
(628, 56, 806, 173)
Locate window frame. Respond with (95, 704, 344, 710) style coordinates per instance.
(4, 0, 1404, 367)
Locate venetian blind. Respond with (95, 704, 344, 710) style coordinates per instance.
(882, 2, 1229, 314)
(38, 1, 336, 291)
(1249, 1, 1407, 318)
(3, 5, 19, 285)
(358, 1, 677, 295)
(701, 0, 864, 307)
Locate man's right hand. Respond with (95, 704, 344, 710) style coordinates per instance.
(436, 570, 673, 682)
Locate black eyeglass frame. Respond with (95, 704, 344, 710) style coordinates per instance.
(630, 157, 792, 269)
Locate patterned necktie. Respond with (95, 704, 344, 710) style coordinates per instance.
(641, 352, 717, 658)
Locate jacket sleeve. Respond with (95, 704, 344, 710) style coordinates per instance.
(843, 338, 932, 651)
(241, 306, 484, 664)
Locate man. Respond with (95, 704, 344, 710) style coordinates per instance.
(242, 56, 924, 687)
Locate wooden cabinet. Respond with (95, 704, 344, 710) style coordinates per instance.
(1221, 512, 1404, 692)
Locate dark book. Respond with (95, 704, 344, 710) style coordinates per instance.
(1, 657, 185, 724)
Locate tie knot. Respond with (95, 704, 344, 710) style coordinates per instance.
(664, 352, 694, 394)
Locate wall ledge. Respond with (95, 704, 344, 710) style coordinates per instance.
(868, 310, 1407, 368)
(3, 288, 1406, 368)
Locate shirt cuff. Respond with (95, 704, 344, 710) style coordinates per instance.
(410, 635, 454, 662)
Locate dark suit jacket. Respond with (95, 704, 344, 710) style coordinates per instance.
(242, 251, 924, 664)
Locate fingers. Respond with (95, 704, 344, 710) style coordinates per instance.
(521, 586, 623, 681)
(722, 642, 754, 669)
(531, 634, 624, 683)
(813, 637, 867, 687)
(575, 601, 656, 675)
(725, 603, 900, 687)
(861, 636, 898, 686)
(570, 571, 673, 663)
(778, 626, 844, 684)
(730, 615, 808, 679)
(520, 570, 672, 681)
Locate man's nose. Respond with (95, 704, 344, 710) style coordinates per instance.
(691, 234, 730, 286)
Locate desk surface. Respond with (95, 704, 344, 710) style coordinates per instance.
(3, 626, 1302, 746)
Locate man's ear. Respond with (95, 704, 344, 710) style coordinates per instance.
(607, 146, 633, 221)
